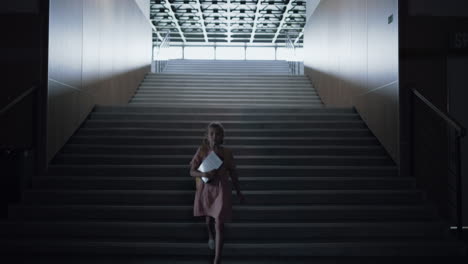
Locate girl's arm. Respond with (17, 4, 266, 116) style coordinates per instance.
(228, 149, 245, 203)
(230, 169, 242, 195)
(231, 168, 245, 204)
(190, 168, 216, 179)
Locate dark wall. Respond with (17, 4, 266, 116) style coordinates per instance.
(448, 56, 468, 228)
(47, 0, 152, 162)
(1, 0, 45, 149)
(303, 0, 400, 163)
(0, 0, 48, 216)
(399, 0, 468, 225)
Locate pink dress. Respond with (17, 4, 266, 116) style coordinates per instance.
(190, 145, 238, 223)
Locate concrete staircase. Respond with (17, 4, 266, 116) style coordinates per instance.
(162, 59, 291, 75)
(1, 64, 466, 262)
(129, 73, 321, 108)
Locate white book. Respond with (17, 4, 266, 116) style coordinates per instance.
(197, 151, 223, 183)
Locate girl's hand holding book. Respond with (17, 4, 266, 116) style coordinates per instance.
(203, 169, 217, 180)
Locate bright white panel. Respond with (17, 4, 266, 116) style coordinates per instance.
(276, 47, 289, 60)
(185, 47, 215, 59)
(276, 47, 302, 61)
(216, 47, 245, 60)
(154, 46, 183, 60)
(246, 47, 275, 60)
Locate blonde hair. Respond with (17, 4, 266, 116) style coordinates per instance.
(200, 122, 225, 152)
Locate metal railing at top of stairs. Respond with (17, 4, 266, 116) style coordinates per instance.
(410, 87, 466, 240)
(285, 34, 303, 76)
(152, 32, 171, 73)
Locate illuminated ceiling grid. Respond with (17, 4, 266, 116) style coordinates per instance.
(150, 0, 306, 45)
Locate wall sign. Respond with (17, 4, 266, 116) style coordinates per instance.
(449, 27, 468, 54)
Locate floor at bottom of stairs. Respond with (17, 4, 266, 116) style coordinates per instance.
(5, 255, 467, 264)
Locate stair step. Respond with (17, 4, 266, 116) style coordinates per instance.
(93, 105, 354, 113)
(47, 164, 397, 177)
(137, 87, 316, 92)
(138, 84, 314, 89)
(3, 239, 463, 256)
(163, 68, 290, 70)
(128, 98, 323, 104)
(144, 75, 308, 80)
(164, 64, 290, 67)
(164, 66, 290, 69)
(0, 221, 446, 240)
(5, 255, 465, 264)
(131, 95, 321, 101)
(127, 102, 325, 108)
(148, 70, 302, 74)
(21, 190, 422, 205)
(31, 176, 415, 190)
(76, 128, 373, 137)
(161, 72, 292, 75)
(60, 144, 388, 156)
(52, 154, 392, 166)
(67, 136, 380, 147)
(145, 74, 307, 80)
(82, 120, 367, 129)
(141, 79, 311, 84)
(143, 81, 310, 86)
(162, 71, 291, 75)
(89, 113, 357, 121)
(161, 70, 291, 73)
(134, 91, 319, 96)
(8, 205, 438, 222)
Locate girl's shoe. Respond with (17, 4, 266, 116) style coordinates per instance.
(208, 239, 215, 250)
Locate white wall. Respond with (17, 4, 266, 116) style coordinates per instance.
(306, 0, 321, 22)
(47, 0, 152, 162)
(134, 0, 150, 20)
(303, 0, 400, 163)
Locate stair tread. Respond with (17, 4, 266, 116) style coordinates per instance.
(3, 238, 461, 246)
(34, 176, 414, 181)
(63, 144, 382, 148)
(71, 136, 375, 140)
(85, 120, 363, 123)
(94, 105, 348, 111)
(48, 164, 396, 169)
(56, 154, 388, 159)
(9, 204, 434, 209)
(91, 113, 352, 117)
(1, 220, 442, 227)
(25, 190, 419, 194)
(79, 128, 364, 131)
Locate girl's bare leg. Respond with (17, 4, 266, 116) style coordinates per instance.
(206, 216, 215, 241)
(213, 221, 224, 264)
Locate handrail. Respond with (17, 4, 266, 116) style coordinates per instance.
(410, 87, 466, 239)
(285, 34, 297, 75)
(285, 34, 303, 75)
(0, 86, 37, 117)
(152, 31, 171, 73)
(412, 89, 466, 137)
